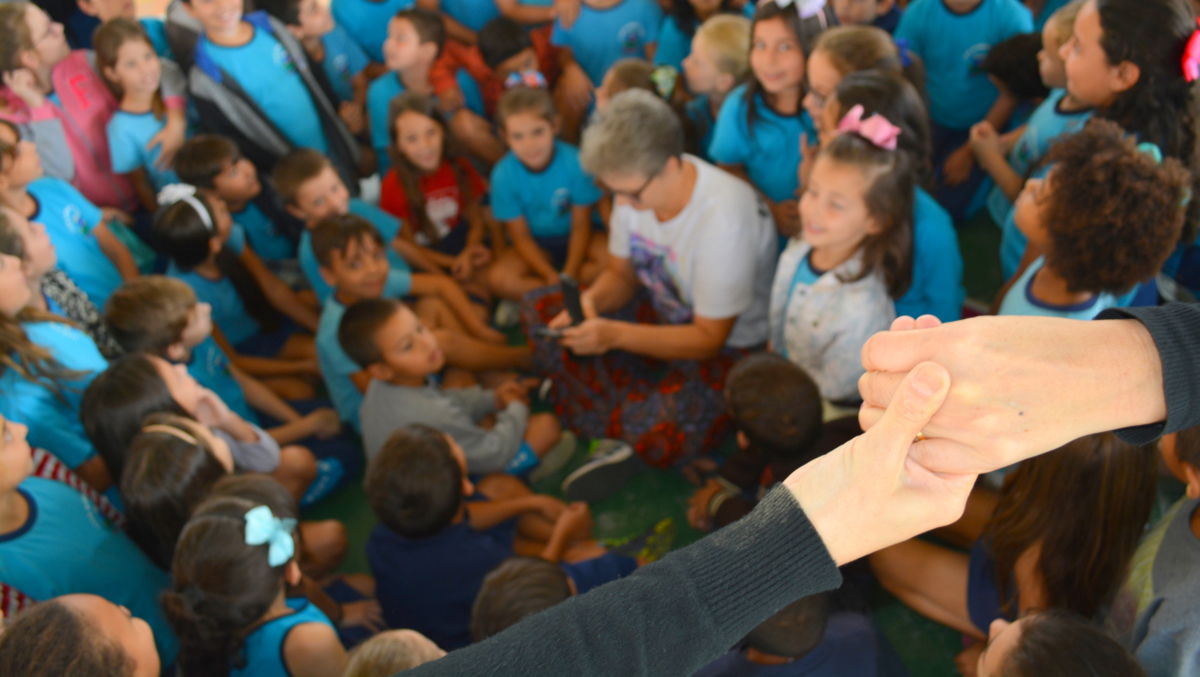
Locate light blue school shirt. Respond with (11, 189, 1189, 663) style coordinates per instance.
(299, 198, 412, 302)
(896, 188, 964, 322)
(232, 597, 334, 677)
(686, 95, 716, 161)
(551, 0, 664, 85)
(317, 271, 412, 429)
(489, 140, 601, 239)
(201, 25, 329, 153)
(985, 89, 1091, 224)
(27, 177, 122, 308)
(709, 84, 816, 203)
(187, 336, 258, 424)
(331, 0, 416, 63)
(441, 0, 501, 32)
(321, 23, 371, 104)
(0, 477, 179, 665)
(106, 110, 180, 192)
(998, 256, 1118, 319)
(139, 17, 173, 59)
(235, 201, 295, 262)
(0, 322, 106, 469)
(895, 0, 1032, 130)
(654, 15, 692, 72)
(366, 70, 485, 173)
(167, 226, 259, 345)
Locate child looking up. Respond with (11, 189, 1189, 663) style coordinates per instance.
(183, 0, 361, 188)
(175, 135, 302, 267)
(153, 184, 322, 399)
(709, 1, 836, 237)
(0, 120, 138, 307)
(0, 2, 188, 211)
(311, 215, 529, 430)
(364, 423, 602, 649)
(365, 8, 494, 172)
(162, 494, 346, 677)
(681, 14, 751, 161)
(380, 92, 495, 298)
(487, 86, 606, 300)
(997, 120, 1187, 319)
(95, 19, 184, 213)
(969, 0, 1090, 278)
(340, 297, 568, 473)
(895, 0, 1032, 218)
(0, 414, 180, 665)
(768, 105, 911, 404)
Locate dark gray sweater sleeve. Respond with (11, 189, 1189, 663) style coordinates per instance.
(1097, 303, 1200, 444)
(399, 487, 842, 676)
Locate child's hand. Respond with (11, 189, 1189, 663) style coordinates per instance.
(529, 494, 567, 521)
(303, 408, 342, 439)
(2, 69, 45, 108)
(148, 114, 187, 170)
(339, 599, 386, 632)
(465, 243, 492, 268)
(338, 101, 365, 135)
(797, 133, 818, 193)
(100, 207, 133, 226)
(494, 381, 531, 408)
(557, 63, 593, 113)
(968, 122, 1002, 161)
(768, 198, 800, 239)
(436, 86, 465, 114)
(686, 478, 723, 531)
(942, 144, 975, 186)
(553, 0, 581, 28)
(554, 501, 593, 539)
(193, 387, 237, 429)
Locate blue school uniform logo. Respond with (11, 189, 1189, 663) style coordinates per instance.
(272, 43, 297, 73)
(618, 22, 647, 56)
(60, 205, 89, 235)
(966, 43, 993, 76)
(332, 53, 350, 80)
(552, 187, 571, 218)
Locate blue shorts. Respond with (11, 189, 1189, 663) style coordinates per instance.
(234, 317, 301, 358)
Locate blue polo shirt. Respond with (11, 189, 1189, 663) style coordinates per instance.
(998, 256, 1118, 319)
(896, 188, 964, 322)
(27, 177, 122, 308)
(106, 110, 180, 191)
(321, 23, 371, 103)
(187, 336, 258, 424)
(489, 140, 601, 240)
(299, 198, 411, 302)
(709, 84, 816, 203)
(331, 0, 417, 62)
(551, 0, 663, 85)
(234, 201, 296, 262)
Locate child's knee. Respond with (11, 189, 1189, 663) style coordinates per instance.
(528, 413, 562, 442)
(277, 444, 318, 487)
(476, 473, 530, 500)
(299, 519, 349, 575)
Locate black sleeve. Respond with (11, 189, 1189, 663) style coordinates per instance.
(399, 488, 842, 677)
(1097, 302, 1200, 443)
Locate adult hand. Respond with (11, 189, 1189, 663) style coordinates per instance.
(548, 292, 596, 330)
(3, 69, 45, 108)
(560, 317, 620, 355)
(786, 362, 977, 565)
(857, 315, 1166, 475)
(942, 144, 975, 186)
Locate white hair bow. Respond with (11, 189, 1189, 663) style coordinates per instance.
(157, 183, 213, 231)
(771, 0, 828, 20)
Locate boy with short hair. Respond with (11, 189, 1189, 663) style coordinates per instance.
(693, 593, 880, 676)
(338, 295, 566, 473)
(364, 423, 598, 649)
(182, 0, 361, 186)
(365, 8, 497, 171)
(1126, 425, 1200, 676)
(174, 134, 301, 265)
(687, 353, 859, 531)
(310, 215, 527, 429)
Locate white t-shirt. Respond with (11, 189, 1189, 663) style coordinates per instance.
(608, 155, 777, 348)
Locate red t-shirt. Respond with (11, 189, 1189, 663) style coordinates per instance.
(379, 158, 487, 247)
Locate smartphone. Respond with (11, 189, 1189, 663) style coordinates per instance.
(561, 274, 584, 325)
(532, 326, 564, 339)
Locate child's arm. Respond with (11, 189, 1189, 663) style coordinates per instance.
(409, 272, 504, 342)
(944, 91, 1018, 186)
(504, 217, 559, 286)
(494, 0, 556, 25)
(230, 364, 341, 445)
(124, 169, 159, 213)
(968, 122, 1024, 202)
(146, 59, 189, 170)
(562, 205, 593, 281)
(238, 247, 320, 332)
(92, 221, 140, 280)
(214, 327, 320, 379)
(467, 493, 565, 531)
(416, 0, 477, 43)
(540, 502, 590, 563)
(555, 47, 593, 113)
(392, 235, 451, 274)
(282, 622, 347, 677)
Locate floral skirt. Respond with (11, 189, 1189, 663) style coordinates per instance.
(522, 286, 753, 468)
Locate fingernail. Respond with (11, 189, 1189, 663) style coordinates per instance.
(910, 364, 942, 399)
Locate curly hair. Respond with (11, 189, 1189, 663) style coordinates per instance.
(0, 598, 135, 676)
(1039, 119, 1188, 295)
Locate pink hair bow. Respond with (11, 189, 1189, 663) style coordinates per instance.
(1182, 18, 1200, 83)
(836, 104, 901, 151)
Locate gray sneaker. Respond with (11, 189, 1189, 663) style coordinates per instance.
(561, 440, 641, 503)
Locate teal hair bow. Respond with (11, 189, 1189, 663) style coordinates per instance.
(244, 505, 297, 567)
(1136, 142, 1163, 165)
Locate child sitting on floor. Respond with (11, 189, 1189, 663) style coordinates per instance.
(365, 423, 603, 649)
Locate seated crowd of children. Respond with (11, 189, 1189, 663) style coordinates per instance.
(1, 0, 1200, 673)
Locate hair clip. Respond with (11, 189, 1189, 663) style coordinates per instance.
(1184, 19, 1200, 82)
(837, 104, 901, 150)
(651, 65, 679, 100)
(157, 184, 213, 232)
(771, 0, 828, 23)
(504, 70, 548, 90)
(244, 505, 297, 567)
(1136, 141, 1164, 165)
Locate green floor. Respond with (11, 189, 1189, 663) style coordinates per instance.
(305, 221, 1006, 675)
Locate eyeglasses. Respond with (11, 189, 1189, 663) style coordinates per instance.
(601, 162, 667, 202)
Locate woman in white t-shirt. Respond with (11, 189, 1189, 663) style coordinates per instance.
(528, 90, 779, 474)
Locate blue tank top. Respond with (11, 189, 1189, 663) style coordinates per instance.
(232, 597, 335, 677)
